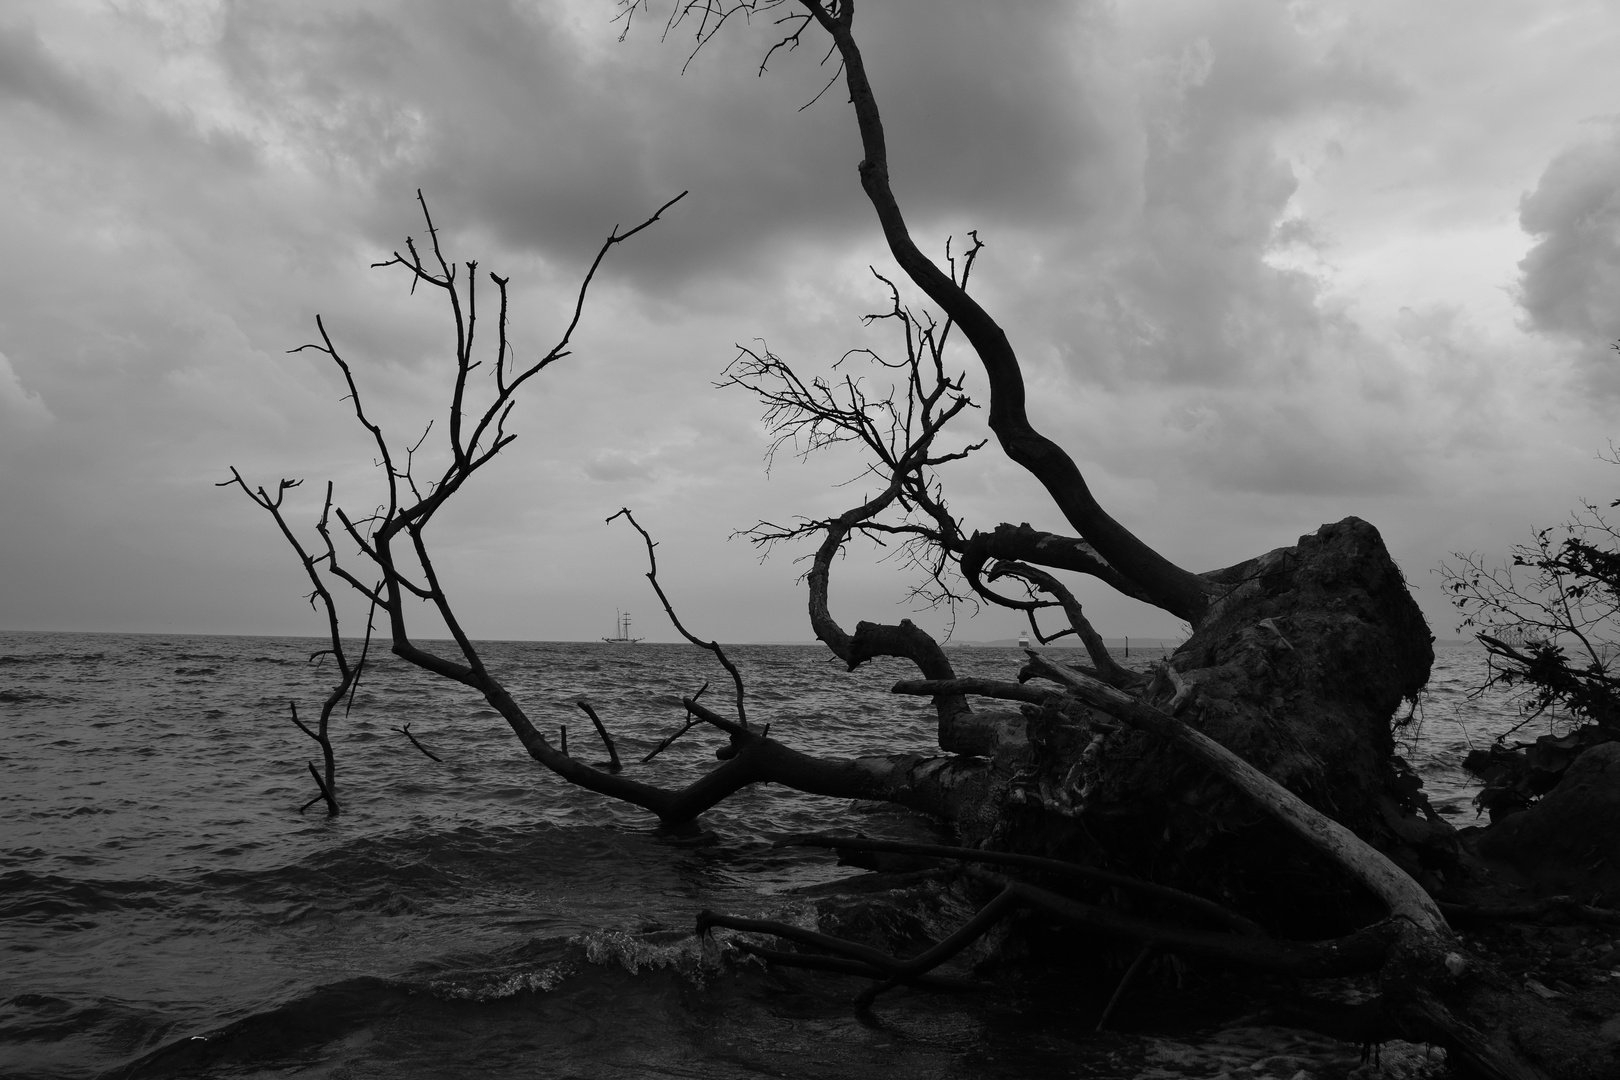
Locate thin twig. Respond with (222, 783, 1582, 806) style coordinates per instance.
(609, 508, 749, 727)
(395, 723, 443, 762)
(345, 584, 382, 718)
(288, 701, 320, 743)
(643, 717, 700, 763)
(300, 761, 335, 814)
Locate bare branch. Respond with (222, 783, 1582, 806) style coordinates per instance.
(219, 472, 356, 815)
(396, 724, 443, 763)
(642, 716, 701, 763)
(988, 561, 1145, 689)
(609, 507, 749, 728)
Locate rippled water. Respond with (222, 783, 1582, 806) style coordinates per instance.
(0, 633, 1524, 1079)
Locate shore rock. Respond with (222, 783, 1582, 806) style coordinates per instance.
(1477, 741, 1620, 902)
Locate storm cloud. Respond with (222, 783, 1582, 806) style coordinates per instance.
(1, 0, 1617, 642)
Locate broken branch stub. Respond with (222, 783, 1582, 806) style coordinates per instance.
(575, 699, 622, 772)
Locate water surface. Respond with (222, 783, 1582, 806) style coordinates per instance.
(0, 633, 1522, 1078)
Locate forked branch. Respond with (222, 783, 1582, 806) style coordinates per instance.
(245, 193, 1020, 830)
(216, 472, 358, 815)
(609, 507, 749, 728)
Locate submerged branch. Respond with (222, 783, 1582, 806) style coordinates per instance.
(396, 724, 443, 763)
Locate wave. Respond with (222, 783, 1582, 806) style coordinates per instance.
(104, 929, 776, 1080)
(4, 992, 173, 1075)
(107, 974, 414, 1079)
(99, 919, 1233, 1080)
(0, 822, 702, 933)
(0, 871, 164, 923)
(0, 688, 76, 705)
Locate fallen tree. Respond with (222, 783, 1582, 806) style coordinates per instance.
(228, 4, 1620, 1077)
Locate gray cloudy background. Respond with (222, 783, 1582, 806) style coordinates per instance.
(2, 0, 1618, 645)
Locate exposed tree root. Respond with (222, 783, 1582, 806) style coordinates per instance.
(780, 833, 1264, 936)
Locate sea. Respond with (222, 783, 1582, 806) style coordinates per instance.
(0, 633, 1535, 1080)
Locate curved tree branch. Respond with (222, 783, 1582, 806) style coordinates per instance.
(796, 0, 1210, 623)
(963, 523, 1154, 606)
(610, 507, 750, 727)
(988, 561, 1144, 689)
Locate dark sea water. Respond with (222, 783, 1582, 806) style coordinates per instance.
(0, 634, 1523, 1079)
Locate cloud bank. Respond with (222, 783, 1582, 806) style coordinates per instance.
(1518, 125, 1620, 394)
(0, 0, 1617, 645)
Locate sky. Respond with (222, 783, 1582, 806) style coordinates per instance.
(1, 0, 1618, 647)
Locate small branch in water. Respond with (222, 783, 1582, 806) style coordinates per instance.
(643, 681, 743, 764)
(289, 701, 320, 744)
(575, 699, 622, 772)
(395, 723, 443, 762)
(559, 724, 568, 757)
(300, 761, 336, 813)
(643, 717, 699, 763)
(344, 584, 382, 718)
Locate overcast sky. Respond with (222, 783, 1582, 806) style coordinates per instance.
(2, 0, 1618, 647)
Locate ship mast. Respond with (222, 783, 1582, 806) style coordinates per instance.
(602, 608, 643, 643)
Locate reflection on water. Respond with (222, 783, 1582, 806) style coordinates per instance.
(0, 634, 1504, 1078)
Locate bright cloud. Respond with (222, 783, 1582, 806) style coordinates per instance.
(0, 350, 53, 432)
(1517, 125, 1620, 394)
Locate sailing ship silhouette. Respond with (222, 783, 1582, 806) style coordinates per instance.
(603, 609, 643, 644)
